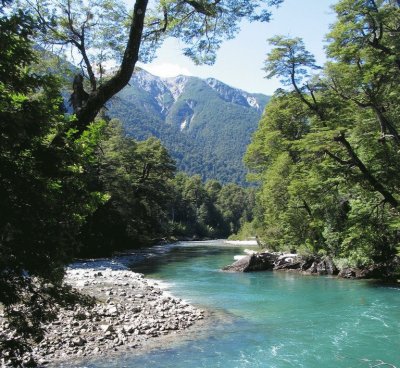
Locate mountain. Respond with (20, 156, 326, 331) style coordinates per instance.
(107, 69, 270, 185)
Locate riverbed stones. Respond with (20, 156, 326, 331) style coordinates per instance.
(0, 268, 205, 367)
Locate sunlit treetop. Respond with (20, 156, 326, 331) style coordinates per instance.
(144, 0, 284, 65)
(21, 0, 284, 80)
(264, 35, 320, 88)
(326, 0, 400, 67)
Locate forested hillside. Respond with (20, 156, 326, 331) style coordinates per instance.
(243, 0, 400, 275)
(108, 69, 269, 185)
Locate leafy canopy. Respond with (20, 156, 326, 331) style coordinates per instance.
(244, 0, 400, 269)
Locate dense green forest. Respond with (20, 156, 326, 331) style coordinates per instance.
(241, 0, 400, 274)
(78, 118, 256, 257)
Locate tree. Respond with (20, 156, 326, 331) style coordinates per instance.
(167, 173, 254, 239)
(264, 30, 400, 211)
(327, 0, 400, 71)
(246, 0, 400, 269)
(79, 120, 176, 256)
(0, 6, 102, 359)
(216, 183, 252, 235)
(264, 35, 323, 119)
(244, 93, 317, 251)
(24, 0, 283, 130)
(326, 0, 400, 144)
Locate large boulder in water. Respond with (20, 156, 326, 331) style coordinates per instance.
(274, 254, 302, 270)
(222, 253, 277, 272)
(302, 257, 338, 276)
(275, 255, 338, 275)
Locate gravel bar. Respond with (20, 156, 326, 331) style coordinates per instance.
(1, 267, 206, 367)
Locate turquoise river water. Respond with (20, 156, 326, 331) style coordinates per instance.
(69, 240, 399, 368)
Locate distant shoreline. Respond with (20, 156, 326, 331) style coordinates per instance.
(223, 240, 258, 246)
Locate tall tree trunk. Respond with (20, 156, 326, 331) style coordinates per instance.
(71, 0, 149, 132)
(373, 106, 400, 144)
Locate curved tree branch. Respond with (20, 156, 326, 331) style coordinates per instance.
(333, 132, 398, 209)
(72, 0, 149, 131)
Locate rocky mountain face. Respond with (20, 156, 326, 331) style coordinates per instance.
(108, 69, 269, 185)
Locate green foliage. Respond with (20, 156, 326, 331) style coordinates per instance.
(245, 0, 400, 269)
(0, 7, 102, 349)
(169, 173, 255, 239)
(26, 0, 129, 72)
(24, 0, 283, 67)
(229, 221, 257, 241)
(77, 118, 253, 256)
(264, 35, 320, 86)
(78, 120, 176, 256)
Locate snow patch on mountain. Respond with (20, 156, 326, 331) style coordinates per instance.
(205, 78, 262, 110)
(163, 75, 190, 101)
(246, 96, 259, 109)
(180, 119, 188, 131)
(133, 69, 168, 96)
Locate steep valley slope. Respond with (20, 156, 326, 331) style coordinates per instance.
(108, 69, 270, 185)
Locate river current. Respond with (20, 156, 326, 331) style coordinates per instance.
(71, 240, 400, 368)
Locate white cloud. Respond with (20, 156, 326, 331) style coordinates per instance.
(140, 63, 193, 78)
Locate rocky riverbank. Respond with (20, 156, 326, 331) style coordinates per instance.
(222, 251, 400, 280)
(0, 267, 205, 367)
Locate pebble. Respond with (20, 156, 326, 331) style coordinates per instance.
(0, 268, 205, 367)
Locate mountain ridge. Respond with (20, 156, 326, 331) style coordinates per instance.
(108, 69, 270, 185)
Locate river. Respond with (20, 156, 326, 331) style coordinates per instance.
(69, 240, 400, 368)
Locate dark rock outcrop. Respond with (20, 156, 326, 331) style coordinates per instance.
(338, 262, 399, 279)
(222, 250, 400, 281)
(222, 253, 278, 272)
(273, 255, 338, 275)
(274, 255, 302, 271)
(222, 253, 339, 276)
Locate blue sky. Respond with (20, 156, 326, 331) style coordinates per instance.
(138, 0, 337, 95)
